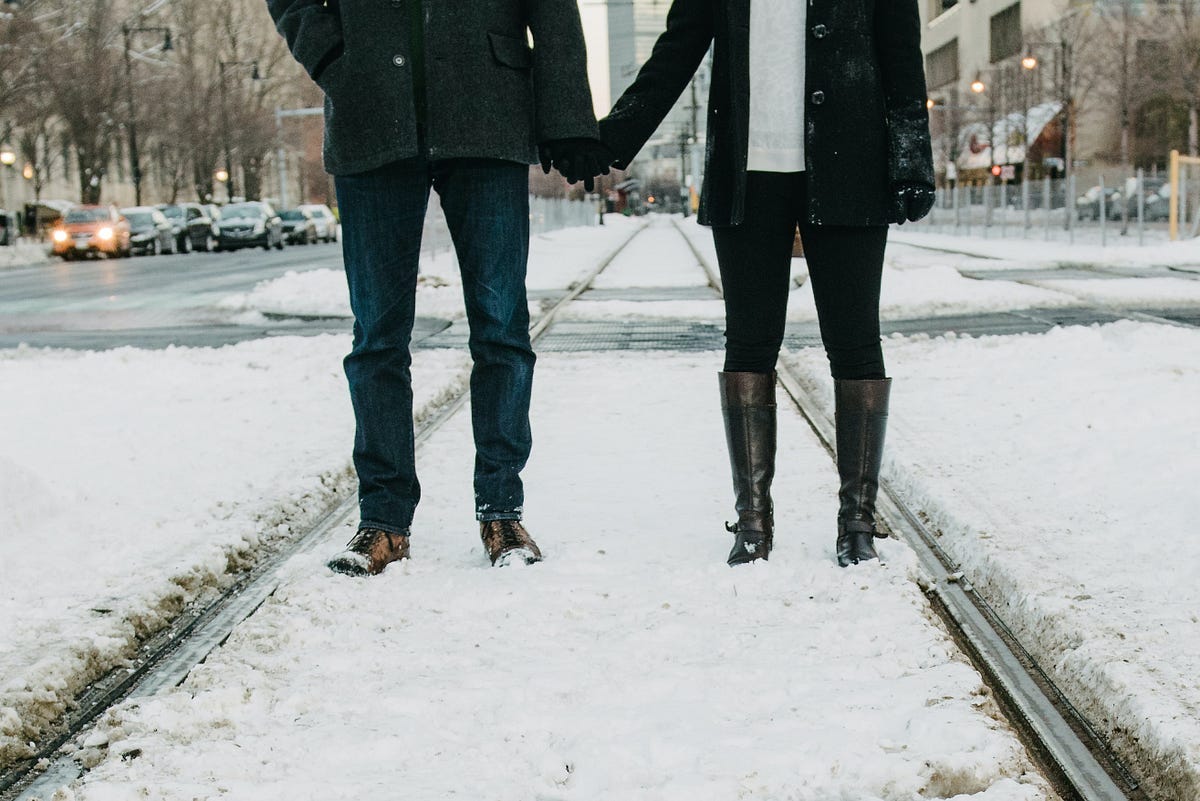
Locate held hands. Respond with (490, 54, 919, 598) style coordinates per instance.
(539, 138, 617, 192)
(890, 182, 936, 225)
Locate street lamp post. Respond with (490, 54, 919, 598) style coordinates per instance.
(218, 60, 261, 202)
(121, 24, 172, 207)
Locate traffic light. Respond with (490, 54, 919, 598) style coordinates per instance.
(990, 165, 1002, 177)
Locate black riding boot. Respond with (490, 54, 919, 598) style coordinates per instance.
(720, 371, 777, 566)
(835, 378, 891, 567)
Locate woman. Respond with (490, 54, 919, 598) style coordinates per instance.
(596, 0, 935, 567)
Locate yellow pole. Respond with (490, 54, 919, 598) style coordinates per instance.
(1170, 150, 1179, 241)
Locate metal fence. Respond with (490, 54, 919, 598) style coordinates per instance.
(913, 171, 1200, 245)
(419, 195, 597, 260)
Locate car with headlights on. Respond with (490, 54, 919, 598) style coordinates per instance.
(215, 201, 284, 251)
(120, 207, 176, 256)
(51, 206, 131, 260)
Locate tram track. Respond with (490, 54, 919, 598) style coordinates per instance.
(674, 217, 1147, 801)
(0, 220, 648, 801)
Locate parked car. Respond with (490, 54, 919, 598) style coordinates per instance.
(1076, 186, 1122, 220)
(157, 202, 219, 252)
(120, 206, 177, 256)
(1142, 185, 1173, 222)
(215, 201, 285, 251)
(51, 206, 131, 260)
(280, 208, 318, 244)
(1121, 178, 1169, 221)
(298, 203, 338, 242)
(0, 209, 16, 245)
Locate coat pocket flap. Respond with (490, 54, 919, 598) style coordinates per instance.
(488, 31, 533, 69)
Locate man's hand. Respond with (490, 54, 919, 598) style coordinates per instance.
(890, 183, 936, 225)
(539, 138, 616, 192)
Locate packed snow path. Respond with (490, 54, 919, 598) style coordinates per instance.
(59, 359, 1049, 801)
(22, 217, 1051, 800)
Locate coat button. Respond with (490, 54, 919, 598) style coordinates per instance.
(392, 54, 407, 67)
(811, 90, 825, 105)
(813, 24, 829, 38)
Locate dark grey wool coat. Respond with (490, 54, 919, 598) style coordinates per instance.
(268, 0, 599, 175)
(599, 0, 935, 226)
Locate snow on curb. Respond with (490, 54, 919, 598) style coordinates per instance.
(891, 229, 1200, 270)
(0, 242, 53, 270)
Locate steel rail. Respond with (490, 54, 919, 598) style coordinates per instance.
(673, 217, 1143, 801)
(2, 220, 648, 801)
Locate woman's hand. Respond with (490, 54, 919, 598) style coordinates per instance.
(890, 183, 935, 224)
(539, 138, 617, 192)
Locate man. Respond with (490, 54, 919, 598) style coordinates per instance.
(268, 0, 612, 574)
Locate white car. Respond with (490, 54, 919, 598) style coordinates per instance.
(298, 203, 338, 243)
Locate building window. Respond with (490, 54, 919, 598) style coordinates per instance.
(990, 3, 1022, 64)
(926, 39, 959, 91)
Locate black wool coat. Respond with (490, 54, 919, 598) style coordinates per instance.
(599, 0, 935, 227)
(268, 0, 599, 176)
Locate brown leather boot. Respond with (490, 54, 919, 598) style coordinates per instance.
(327, 527, 410, 576)
(719, 371, 777, 566)
(834, 378, 891, 567)
(480, 520, 543, 566)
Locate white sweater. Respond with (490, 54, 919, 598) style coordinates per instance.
(747, 0, 807, 173)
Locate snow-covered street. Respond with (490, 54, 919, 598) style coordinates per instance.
(2, 215, 1198, 799)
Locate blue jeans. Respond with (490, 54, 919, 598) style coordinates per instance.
(335, 157, 534, 533)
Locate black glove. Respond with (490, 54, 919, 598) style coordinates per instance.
(539, 138, 615, 192)
(890, 183, 936, 224)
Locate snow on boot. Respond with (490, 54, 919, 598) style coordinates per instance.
(327, 527, 410, 576)
(480, 519, 543, 566)
(834, 378, 891, 567)
(720, 371, 777, 566)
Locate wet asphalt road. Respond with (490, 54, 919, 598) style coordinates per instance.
(0, 242, 364, 350)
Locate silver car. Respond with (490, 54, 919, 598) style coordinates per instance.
(298, 203, 338, 243)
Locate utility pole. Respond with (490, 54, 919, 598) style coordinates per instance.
(678, 130, 689, 217)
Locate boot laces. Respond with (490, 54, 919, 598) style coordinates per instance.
(492, 519, 527, 551)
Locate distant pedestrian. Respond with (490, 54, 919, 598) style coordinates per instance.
(588, 0, 935, 566)
(268, 0, 612, 574)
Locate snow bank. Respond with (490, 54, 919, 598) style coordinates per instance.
(786, 322, 1200, 801)
(216, 220, 642, 321)
(891, 228, 1200, 269)
(0, 241, 52, 270)
(0, 338, 471, 769)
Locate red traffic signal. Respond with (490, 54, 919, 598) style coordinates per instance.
(990, 165, 1002, 177)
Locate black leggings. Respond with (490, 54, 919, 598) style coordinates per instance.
(712, 171, 888, 380)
